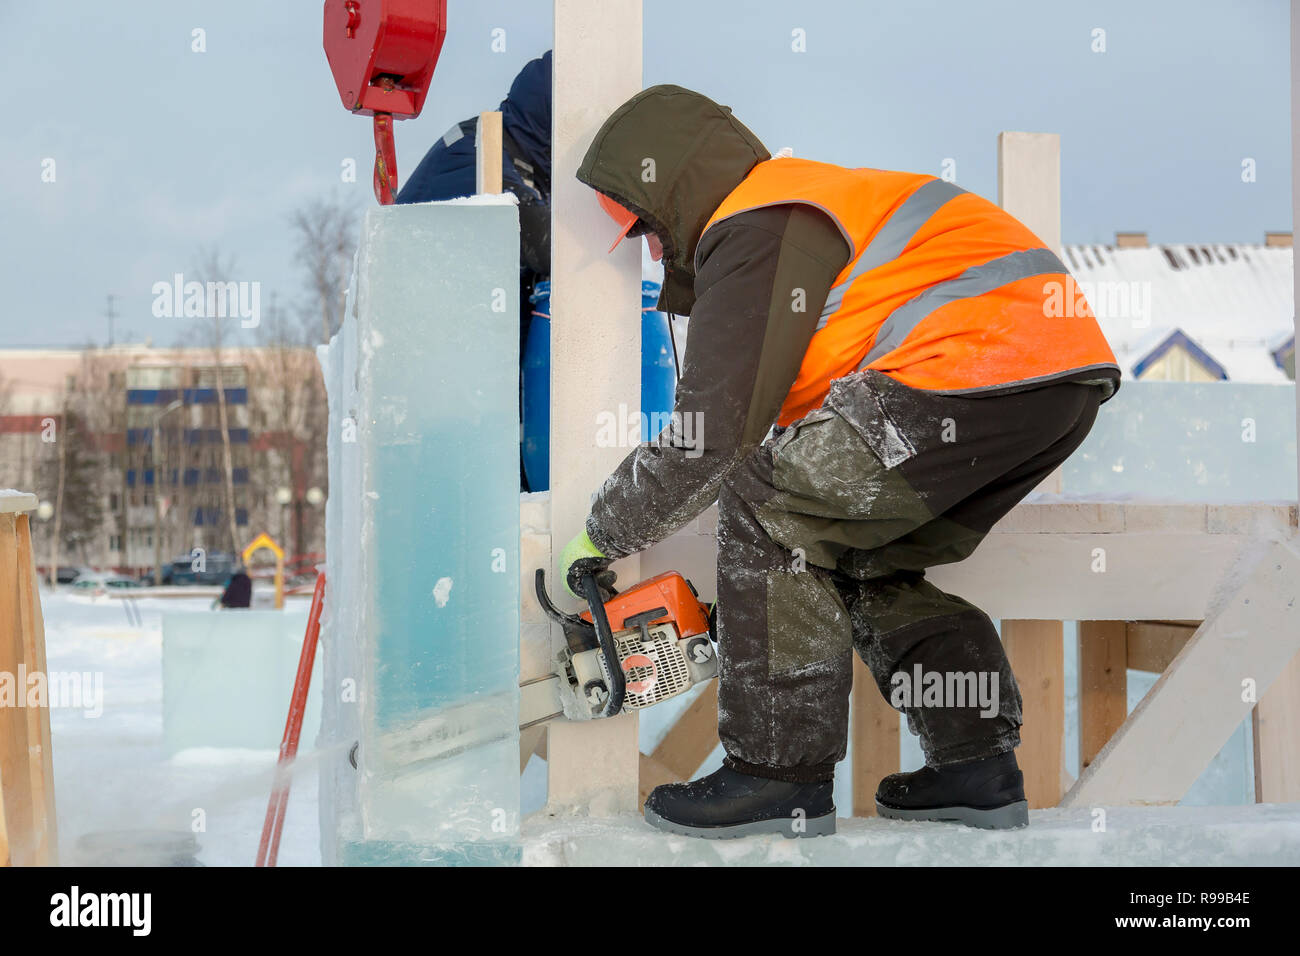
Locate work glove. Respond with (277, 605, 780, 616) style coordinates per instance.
(559, 528, 616, 600)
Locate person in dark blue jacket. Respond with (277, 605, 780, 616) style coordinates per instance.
(397, 51, 551, 490)
(398, 50, 551, 280)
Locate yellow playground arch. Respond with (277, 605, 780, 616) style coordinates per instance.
(242, 532, 285, 609)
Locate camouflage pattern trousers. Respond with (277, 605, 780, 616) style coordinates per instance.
(716, 370, 1102, 783)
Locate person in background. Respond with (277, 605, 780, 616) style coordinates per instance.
(397, 51, 552, 489)
(218, 566, 252, 609)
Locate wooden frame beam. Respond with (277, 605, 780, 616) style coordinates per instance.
(1063, 541, 1300, 807)
(1078, 621, 1127, 772)
(850, 655, 899, 816)
(1003, 620, 1065, 808)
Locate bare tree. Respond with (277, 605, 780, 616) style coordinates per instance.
(290, 195, 359, 344)
(249, 296, 329, 560)
(40, 349, 113, 578)
(192, 247, 242, 555)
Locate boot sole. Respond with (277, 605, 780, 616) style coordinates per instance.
(875, 799, 1029, 830)
(643, 806, 837, 840)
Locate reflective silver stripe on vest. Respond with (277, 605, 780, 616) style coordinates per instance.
(856, 247, 1066, 370)
(817, 178, 967, 329)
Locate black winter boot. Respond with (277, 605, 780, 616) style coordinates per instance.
(644, 766, 836, 839)
(875, 751, 1029, 829)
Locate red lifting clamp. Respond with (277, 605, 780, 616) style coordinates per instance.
(323, 0, 448, 204)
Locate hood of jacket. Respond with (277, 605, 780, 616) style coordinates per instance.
(499, 51, 552, 188)
(576, 84, 770, 314)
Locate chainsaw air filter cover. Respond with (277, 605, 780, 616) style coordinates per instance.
(573, 571, 716, 715)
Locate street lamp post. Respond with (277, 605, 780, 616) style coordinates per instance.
(153, 399, 184, 586)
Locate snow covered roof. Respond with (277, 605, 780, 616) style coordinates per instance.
(1062, 243, 1294, 383)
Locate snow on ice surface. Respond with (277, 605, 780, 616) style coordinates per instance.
(521, 805, 1300, 867)
(41, 588, 321, 867)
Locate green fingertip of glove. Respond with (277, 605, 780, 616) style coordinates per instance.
(560, 528, 608, 598)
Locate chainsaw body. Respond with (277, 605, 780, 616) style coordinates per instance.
(536, 569, 717, 719)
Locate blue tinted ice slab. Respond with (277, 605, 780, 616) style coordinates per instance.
(320, 198, 521, 864)
(161, 609, 315, 756)
(1064, 381, 1296, 501)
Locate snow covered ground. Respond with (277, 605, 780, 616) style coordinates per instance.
(39, 584, 1297, 867)
(41, 587, 321, 867)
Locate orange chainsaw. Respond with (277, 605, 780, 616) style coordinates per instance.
(535, 569, 717, 718)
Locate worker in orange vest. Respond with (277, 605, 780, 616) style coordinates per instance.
(559, 85, 1120, 836)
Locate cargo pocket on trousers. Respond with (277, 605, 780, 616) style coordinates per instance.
(825, 371, 918, 470)
(766, 570, 852, 677)
(767, 404, 901, 523)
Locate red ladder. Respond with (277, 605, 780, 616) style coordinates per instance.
(256, 571, 326, 867)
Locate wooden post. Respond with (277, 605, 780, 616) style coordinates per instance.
(476, 110, 503, 195)
(1078, 621, 1127, 772)
(1125, 621, 1194, 673)
(1002, 620, 1064, 808)
(997, 131, 1063, 497)
(546, 0, 644, 815)
(996, 132, 1066, 811)
(1293, 0, 1300, 512)
(1261, 0, 1300, 805)
(851, 653, 898, 816)
(0, 492, 58, 866)
(1254, 651, 1300, 802)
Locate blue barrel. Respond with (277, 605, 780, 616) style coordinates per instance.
(522, 280, 676, 492)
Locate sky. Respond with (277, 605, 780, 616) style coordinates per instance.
(0, 0, 1291, 348)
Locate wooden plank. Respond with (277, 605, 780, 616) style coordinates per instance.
(475, 110, 503, 195)
(648, 679, 718, 780)
(546, 716, 641, 814)
(648, 505, 1297, 623)
(14, 515, 56, 865)
(1253, 648, 1300, 802)
(929, 532, 1269, 621)
(1126, 621, 1195, 673)
(851, 653, 898, 816)
(1002, 620, 1064, 808)
(0, 513, 35, 866)
(519, 723, 547, 774)
(0, 493, 37, 515)
(1064, 541, 1300, 807)
(1078, 621, 1127, 772)
(638, 753, 680, 807)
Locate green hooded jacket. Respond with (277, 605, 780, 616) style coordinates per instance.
(575, 86, 853, 557)
(577, 84, 772, 315)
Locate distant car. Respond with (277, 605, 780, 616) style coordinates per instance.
(72, 573, 140, 592)
(168, 552, 239, 586)
(56, 566, 92, 585)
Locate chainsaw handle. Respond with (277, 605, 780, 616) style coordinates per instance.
(581, 572, 626, 717)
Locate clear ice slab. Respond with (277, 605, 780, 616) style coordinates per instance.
(319, 197, 521, 864)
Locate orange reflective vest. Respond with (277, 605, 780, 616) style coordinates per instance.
(699, 158, 1119, 426)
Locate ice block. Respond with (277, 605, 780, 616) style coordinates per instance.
(161, 609, 315, 755)
(319, 198, 521, 865)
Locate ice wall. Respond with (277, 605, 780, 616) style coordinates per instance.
(1063, 380, 1296, 501)
(318, 198, 521, 865)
